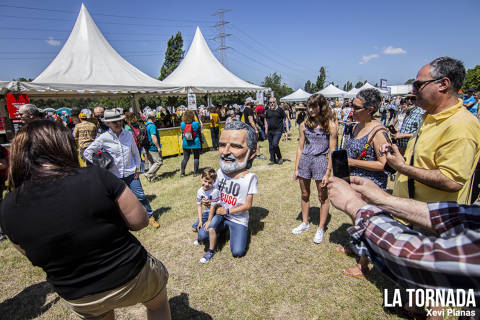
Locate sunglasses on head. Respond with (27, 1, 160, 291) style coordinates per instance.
(412, 77, 444, 91)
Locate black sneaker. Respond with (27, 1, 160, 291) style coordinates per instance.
(268, 161, 275, 165)
(277, 159, 284, 165)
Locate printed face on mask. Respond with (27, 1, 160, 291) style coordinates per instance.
(218, 129, 254, 175)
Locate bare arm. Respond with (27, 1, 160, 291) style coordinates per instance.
(328, 176, 433, 232)
(384, 144, 462, 192)
(294, 123, 306, 179)
(217, 194, 254, 215)
(348, 129, 387, 171)
(116, 187, 148, 231)
(248, 115, 257, 132)
(397, 164, 462, 192)
(327, 121, 338, 172)
(151, 134, 161, 151)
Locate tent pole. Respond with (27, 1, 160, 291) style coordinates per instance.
(131, 94, 141, 115)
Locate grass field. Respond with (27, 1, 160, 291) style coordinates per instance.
(0, 129, 452, 319)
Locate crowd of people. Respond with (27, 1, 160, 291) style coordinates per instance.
(1, 56, 480, 319)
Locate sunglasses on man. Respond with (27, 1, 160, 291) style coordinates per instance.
(412, 77, 444, 91)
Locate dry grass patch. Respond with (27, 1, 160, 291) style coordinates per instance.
(1, 130, 457, 319)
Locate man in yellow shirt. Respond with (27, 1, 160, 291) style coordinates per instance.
(384, 56, 480, 204)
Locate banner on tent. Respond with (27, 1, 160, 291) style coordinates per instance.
(6, 93, 29, 119)
(187, 90, 197, 110)
(256, 91, 264, 105)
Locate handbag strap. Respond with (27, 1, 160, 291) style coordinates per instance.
(407, 134, 420, 199)
(356, 125, 387, 160)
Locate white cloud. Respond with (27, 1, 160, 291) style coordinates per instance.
(359, 54, 379, 64)
(383, 46, 407, 55)
(46, 36, 61, 46)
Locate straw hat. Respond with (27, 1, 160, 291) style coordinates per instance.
(102, 108, 125, 122)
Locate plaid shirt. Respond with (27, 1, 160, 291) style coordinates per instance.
(347, 202, 480, 296)
(397, 106, 424, 149)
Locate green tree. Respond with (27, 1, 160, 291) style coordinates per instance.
(261, 72, 293, 99)
(304, 80, 314, 93)
(315, 66, 326, 91)
(159, 32, 184, 81)
(405, 78, 415, 85)
(343, 81, 353, 91)
(355, 81, 364, 88)
(463, 65, 480, 92)
(12, 77, 33, 82)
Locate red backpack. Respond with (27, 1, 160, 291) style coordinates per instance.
(183, 123, 196, 141)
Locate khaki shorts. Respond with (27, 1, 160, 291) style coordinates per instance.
(63, 254, 168, 319)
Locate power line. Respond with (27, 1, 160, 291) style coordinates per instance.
(0, 4, 213, 23)
(229, 34, 306, 75)
(0, 15, 207, 28)
(230, 23, 311, 71)
(0, 27, 195, 38)
(0, 37, 180, 42)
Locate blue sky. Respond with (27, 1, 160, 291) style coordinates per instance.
(0, 0, 478, 90)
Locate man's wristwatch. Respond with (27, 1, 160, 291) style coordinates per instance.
(226, 208, 230, 215)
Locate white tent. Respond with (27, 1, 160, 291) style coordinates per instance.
(280, 88, 311, 102)
(161, 27, 266, 94)
(387, 84, 411, 96)
(344, 87, 360, 99)
(9, 3, 180, 98)
(315, 84, 347, 98)
(358, 82, 389, 95)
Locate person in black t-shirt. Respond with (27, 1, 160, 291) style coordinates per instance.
(243, 101, 266, 160)
(264, 97, 287, 165)
(0, 120, 171, 319)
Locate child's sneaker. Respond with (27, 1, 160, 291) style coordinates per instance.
(193, 239, 199, 246)
(200, 250, 214, 264)
(292, 222, 310, 235)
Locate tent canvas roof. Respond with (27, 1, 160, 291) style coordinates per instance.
(315, 84, 347, 98)
(33, 4, 166, 88)
(161, 27, 265, 93)
(280, 88, 311, 102)
(358, 82, 388, 94)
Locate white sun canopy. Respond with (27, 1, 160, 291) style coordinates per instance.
(280, 88, 311, 102)
(388, 84, 411, 96)
(161, 27, 266, 94)
(358, 82, 389, 95)
(9, 3, 180, 97)
(315, 84, 347, 98)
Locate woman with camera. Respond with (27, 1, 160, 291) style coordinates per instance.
(0, 120, 170, 319)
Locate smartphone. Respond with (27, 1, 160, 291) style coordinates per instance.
(383, 131, 393, 148)
(382, 132, 397, 174)
(331, 150, 350, 183)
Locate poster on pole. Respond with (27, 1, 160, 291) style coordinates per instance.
(6, 93, 29, 119)
(187, 89, 197, 110)
(6, 93, 29, 134)
(380, 79, 387, 89)
(256, 91, 264, 105)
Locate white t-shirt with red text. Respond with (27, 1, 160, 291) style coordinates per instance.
(215, 169, 258, 227)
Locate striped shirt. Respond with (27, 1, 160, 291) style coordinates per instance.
(347, 203, 480, 296)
